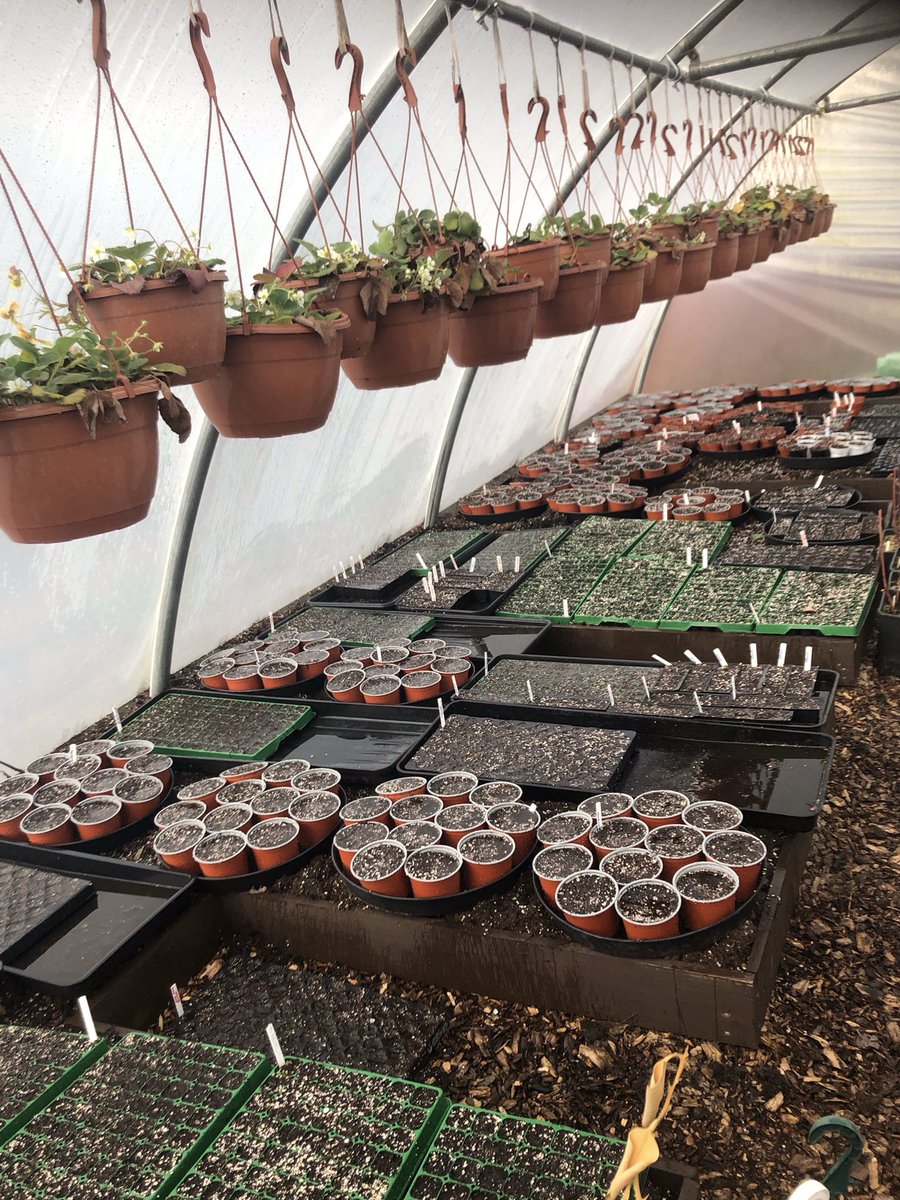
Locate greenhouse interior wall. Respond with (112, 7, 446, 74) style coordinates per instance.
(1, 0, 898, 764)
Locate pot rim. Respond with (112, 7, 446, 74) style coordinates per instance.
(192, 828, 249, 864)
(532, 842, 593, 880)
(0, 378, 160, 423)
(76, 271, 228, 300)
(225, 314, 351, 337)
(153, 818, 206, 854)
(673, 861, 740, 903)
(457, 828, 516, 864)
(72, 796, 122, 825)
(404, 844, 463, 882)
(350, 838, 407, 882)
(246, 816, 300, 849)
(487, 237, 563, 256)
(556, 869, 619, 918)
(704, 829, 767, 868)
(615, 878, 681, 924)
(20, 803, 72, 833)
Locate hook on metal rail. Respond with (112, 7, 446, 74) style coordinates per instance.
(335, 41, 365, 113)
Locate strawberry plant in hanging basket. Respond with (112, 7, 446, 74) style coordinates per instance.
(486, 217, 563, 302)
(595, 235, 653, 326)
(0, 317, 189, 543)
(561, 212, 611, 273)
(534, 262, 604, 339)
(70, 235, 227, 385)
(192, 282, 348, 438)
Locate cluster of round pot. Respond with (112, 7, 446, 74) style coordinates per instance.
(459, 484, 546, 517)
(546, 481, 648, 516)
(827, 376, 897, 397)
(335, 773, 539, 901)
(645, 487, 746, 522)
(758, 380, 827, 399)
(151, 758, 344, 879)
(324, 640, 473, 705)
(0, 739, 172, 846)
(777, 431, 876, 460)
(698, 423, 785, 453)
(531, 790, 767, 942)
(197, 630, 348, 692)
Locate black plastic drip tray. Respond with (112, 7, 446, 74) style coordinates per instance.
(0, 862, 94, 962)
(0, 843, 193, 996)
(163, 952, 448, 1077)
(424, 615, 549, 660)
(274, 701, 437, 781)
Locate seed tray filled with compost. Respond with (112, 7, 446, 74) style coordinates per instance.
(624, 519, 732, 561)
(420, 701, 833, 828)
(750, 485, 860, 515)
(161, 953, 448, 1077)
(765, 509, 880, 545)
(310, 530, 489, 605)
(465, 656, 837, 729)
(0, 841, 194, 996)
(402, 712, 636, 800)
(277, 606, 434, 646)
(869, 437, 900, 476)
(0, 1033, 268, 1200)
(574, 559, 695, 628)
(173, 1057, 446, 1200)
(757, 570, 877, 636)
(113, 692, 314, 766)
(407, 1103, 624, 1200)
(0, 1026, 106, 1146)
(0, 862, 94, 961)
(717, 531, 876, 573)
(659, 565, 782, 632)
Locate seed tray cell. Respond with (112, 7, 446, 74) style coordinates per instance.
(277, 607, 435, 647)
(624, 520, 731, 562)
(310, 531, 489, 605)
(574, 559, 695, 628)
(173, 1057, 448, 1200)
(757, 570, 877, 636)
(114, 692, 314, 763)
(0, 1027, 107, 1145)
(869, 438, 900, 476)
(660, 565, 782, 632)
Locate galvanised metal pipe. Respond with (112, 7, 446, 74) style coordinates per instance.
(686, 22, 900, 79)
(823, 89, 900, 112)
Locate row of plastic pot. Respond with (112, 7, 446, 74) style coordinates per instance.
(645, 487, 747, 522)
(532, 791, 767, 941)
(0, 739, 172, 844)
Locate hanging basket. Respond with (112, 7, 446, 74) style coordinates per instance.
(284, 272, 377, 360)
(341, 293, 449, 391)
(566, 233, 611, 274)
(753, 226, 777, 264)
(534, 264, 604, 339)
(797, 211, 816, 243)
(811, 208, 828, 237)
(192, 317, 349, 438)
(448, 279, 542, 367)
(822, 204, 836, 232)
(677, 244, 715, 295)
(0, 382, 160, 544)
(642, 248, 683, 303)
(734, 231, 759, 272)
(595, 261, 646, 326)
(709, 233, 740, 281)
(74, 273, 227, 385)
(486, 238, 562, 302)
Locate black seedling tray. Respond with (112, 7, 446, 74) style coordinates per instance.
(462, 503, 549, 524)
(330, 842, 533, 917)
(533, 871, 760, 959)
(468, 654, 837, 731)
(764, 511, 879, 547)
(750, 488, 861, 518)
(417, 615, 549, 659)
(13, 781, 174, 856)
(778, 447, 875, 470)
(271, 699, 438, 782)
(388, 548, 557, 618)
(195, 829, 334, 894)
(0, 842, 194, 995)
(0, 863, 94, 963)
(416, 700, 833, 830)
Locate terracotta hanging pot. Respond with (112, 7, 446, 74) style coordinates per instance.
(566, 232, 611, 275)
(798, 210, 815, 243)
(677, 244, 715, 295)
(486, 238, 562, 301)
(709, 233, 740, 280)
(734, 231, 759, 272)
(822, 204, 836, 232)
(534, 264, 604, 339)
(753, 225, 777, 263)
(74, 273, 227, 386)
(448, 279, 542, 367)
(643, 255, 657, 284)
(811, 208, 828, 237)
(193, 317, 349, 438)
(341, 292, 449, 390)
(642, 248, 683, 303)
(0, 381, 160, 543)
(285, 271, 376, 360)
(595, 261, 646, 326)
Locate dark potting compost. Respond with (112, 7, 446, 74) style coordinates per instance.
(601, 849, 663, 885)
(678, 866, 736, 901)
(616, 880, 679, 922)
(278, 607, 434, 646)
(391, 822, 442, 852)
(556, 870, 617, 916)
(0, 1025, 106, 1141)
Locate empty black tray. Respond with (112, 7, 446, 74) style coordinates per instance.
(417, 615, 550, 660)
(0, 842, 194, 996)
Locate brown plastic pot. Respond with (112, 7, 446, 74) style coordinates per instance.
(532, 842, 594, 902)
(643, 249, 683, 303)
(677, 245, 715, 295)
(74, 273, 227, 385)
(176, 777, 227, 809)
(26, 754, 69, 786)
(405, 845, 463, 899)
(447, 279, 542, 367)
(709, 233, 740, 280)
(113, 774, 165, 821)
(556, 870, 619, 936)
(595, 262, 646, 325)
(0, 793, 33, 840)
(153, 819, 206, 873)
(333, 820, 389, 872)
(361, 675, 402, 705)
(534, 264, 603, 339)
(616, 879, 681, 940)
(402, 670, 442, 703)
(20, 804, 75, 846)
(434, 803, 485, 848)
(674, 862, 740, 930)
(734, 231, 759, 272)
(193, 830, 251, 878)
(287, 790, 341, 847)
(341, 293, 449, 390)
(320, 272, 377, 359)
(486, 802, 539, 866)
(486, 238, 562, 301)
(567, 232, 611, 271)
(457, 830, 516, 888)
(0, 382, 161, 544)
(375, 776, 427, 802)
(350, 839, 409, 897)
(645, 823, 705, 882)
(704, 830, 767, 902)
(247, 817, 300, 870)
(753, 226, 777, 263)
(72, 796, 123, 840)
(194, 318, 349, 439)
(224, 665, 262, 692)
(326, 669, 366, 704)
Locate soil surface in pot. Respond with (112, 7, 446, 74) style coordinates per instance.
(31, 781, 80, 807)
(635, 790, 688, 818)
(471, 781, 522, 807)
(406, 848, 460, 881)
(391, 821, 441, 852)
(686, 801, 743, 830)
(392, 795, 443, 823)
(487, 803, 539, 833)
(602, 849, 663, 885)
(177, 776, 226, 801)
(126, 753, 171, 776)
(460, 832, 512, 863)
(538, 813, 591, 844)
(645, 824, 705, 856)
(194, 831, 245, 863)
(334, 821, 388, 852)
(251, 791, 293, 817)
(154, 822, 203, 854)
(592, 817, 647, 849)
(289, 791, 338, 821)
(678, 866, 736, 901)
(436, 804, 484, 831)
(535, 844, 593, 881)
(617, 881, 679, 922)
(155, 801, 206, 828)
(705, 831, 765, 866)
(557, 871, 617, 916)
(247, 819, 297, 850)
(352, 841, 405, 880)
(341, 795, 388, 822)
(377, 776, 427, 797)
(115, 774, 162, 804)
(361, 676, 401, 696)
(203, 804, 252, 833)
(428, 773, 477, 797)
(219, 780, 265, 805)
(72, 797, 118, 824)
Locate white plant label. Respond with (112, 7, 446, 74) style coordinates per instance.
(684, 650, 702, 665)
(778, 642, 788, 667)
(799, 530, 809, 548)
(544, 539, 553, 558)
(437, 697, 446, 728)
(641, 675, 651, 699)
(469, 558, 476, 573)
(686, 548, 693, 566)
(438, 560, 446, 579)
(266, 1023, 286, 1068)
(701, 549, 709, 570)
(77, 995, 98, 1043)
(514, 556, 521, 573)
(358, 556, 365, 572)
(416, 552, 428, 570)
(526, 680, 535, 702)
(340, 561, 347, 579)
(731, 675, 737, 700)
(757, 400, 763, 412)
(268, 613, 276, 633)
(606, 684, 615, 707)
(651, 654, 672, 666)
(562, 599, 570, 618)
(449, 554, 458, 570)
(452, 676, 459, 696)
(69, 743, 77, 764)
(564, 442, 569, 454)
(333, 567, 340, 583)
(804, 646, 813, 672)
(350, 559, 356, 575)
(170, 983, 184, 1018)
(749, 642, 758, 667)
(713, 648, 727, 667)
(662, 505, 668, 522)
(421, 577, 430, 595)
(111, 708, 123, 734)
(693, 691, 703, 714)
(496, 555, 503, 573)
(750, 601, 761, 624)
(595, 801, 603, 830)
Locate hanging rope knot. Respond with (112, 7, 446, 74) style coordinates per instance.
(528, 94, 550, 144)
(189, 9, 217, 100)
(335, 42, 365, 113)
(270, 35, 295, 114)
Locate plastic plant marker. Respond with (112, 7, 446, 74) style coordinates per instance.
(484, 651, 489, 677)
(452, 676, 459, 697)
(439, 560, 446, 579)
(789, 1183, 829, 1200)
(527, 679, 535, 702)
(750, 602, 761, 624)
(438, 698, 446, 729)
(800, 530, 810, 548)
(496, 555, 503, 572)
(68, 744, 77, 764)
(750, 642, 759, 667)
(77, 995, 98, 1042)
(266, 1023, 286, 1067)
(642, 675, 651, 700)
(652, 654, 672, 666)
(449, 554, 458, 569)
(731, 675, 738, 701)
(607, 683, 616, 707)
(693, 691, 703, 714)
(544, 538, 554, 557)
(779, 642, 788, 667)
(421, 577, 429, 595)
(350, 560, 356, 575)
(563, 598, 570, 618)
(606, 1051, 688, 1200)
(684, 650, 702, 664)
(171, 983, 184, 1018)
(702, 549, 709, 570)
(269, 613, 276, 632)
(687, 547, 693, 566)
(469, 558, 476, 573)
(713, 648, 728, 667)
(416, 552, 428, 569)
(804, 646, 814, 672)
(112, 707, 123, 734)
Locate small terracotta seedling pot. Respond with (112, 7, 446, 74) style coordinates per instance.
(293, 767, 342, 796)
(20, 803, 75, 846)
(250, 789, 294, 821)
(220, 761, 269, 783)
(457, 830, 516, 889)
(674, 862, 740, 930)
(486, 802, 540, 865)
(53, 756, 99, 784)
(33, 779, 82, 808)
(203, 802, 255, 835)
(469, 781, 522, 810)
(287, 789, 341, 847)
(259, 659, 299, 689)
(114, 774, 165, 821)
(402, 670, 443, 703)
(224, 665, 262, 691)
(80, 767, 129, 797)
(389, 794, 444, 825)
(405, 846, 463, 899)
(25, 754, 69, 786)
(333, 820, 389, 871)
(536, 810, 593, 849)
(435, 803, 485, 848)
(361, 675, 402, 705)
(247, 817, 301, 871)
(426, 771, 479, 807)
(125, 753, 173, 790)
(295, 628, 331, 647)
(339, 794, 392, 827)
(703, 830, 767, 902)
(72, 796, 123, 840)
(683, 801, 743, 834)
(615, 879, 682, 941)
(0, 793, 33, 840)
(375, 776, 427, 802)
(108, 741, 154, 769)
(294, 649, 331, 680)
(153, 819, 206, 874)
(75, 738, 115, 766)
(193, 830, 251, 879)
(532, 843, 594, 902)
(556, 870, 619, 936)
(350, 839, 409, 897)
(176, 776, 227, 809)
(431, 657, 472, 690)
(199, 658, 235, 689)
(154, 799, 208, 830)
(216, 780, 266, 807)
(326, 669, 366, 703)
(306, 638, 342, 664)
(645, 823, 705, 882)
(632, 790, 689, 830)
(325, 659, 362, 679)
(262, 760, 310, 788)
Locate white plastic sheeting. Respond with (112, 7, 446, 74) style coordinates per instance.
(0, 1, 896, 762)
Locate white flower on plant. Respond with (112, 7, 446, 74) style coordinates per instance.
(90, 242, 106, 261)
(124, 227, 137, 240)
(257, 287, 270, 303)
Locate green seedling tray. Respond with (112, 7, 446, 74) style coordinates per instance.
(408, 530, 487, 576)
(756, 575, 877, 637)
(0, 1028, 108, 1147)
(625, 520, 732, 563)
(173, 1056, 448, 1200)
(115, 693, 315, 763)
(659, 566, 783, 634)
(573, 559, 694, 629)
(403, 1102, 631, 1199)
